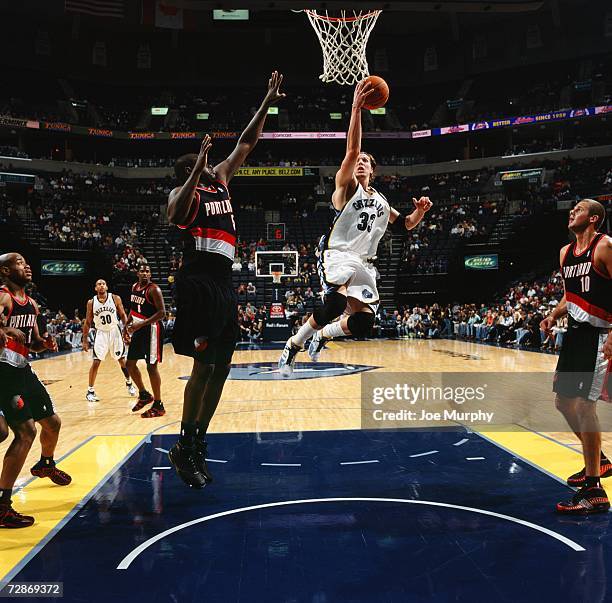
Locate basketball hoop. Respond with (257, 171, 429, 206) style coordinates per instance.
(295, 9, 382, 85)
(271, 271, 282, 284)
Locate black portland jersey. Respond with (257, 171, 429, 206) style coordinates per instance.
(177, 180, 236, 271)
(0, 286, 37, 367)
(561, 233, 612, 328)
(130, 282, 159, 321)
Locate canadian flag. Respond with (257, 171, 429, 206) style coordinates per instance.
(142, 1, 196, 30)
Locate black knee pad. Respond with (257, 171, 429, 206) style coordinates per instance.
(347, 312, 375, 338)
(313, 291, 347, 327)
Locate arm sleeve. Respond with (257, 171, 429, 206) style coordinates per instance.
(389, 214, 407, 235)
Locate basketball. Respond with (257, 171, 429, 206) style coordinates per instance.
(362, 75, 389, 110)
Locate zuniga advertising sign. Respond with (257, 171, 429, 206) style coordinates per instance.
(41, 260, 87, 276)
(464, 254, 499, 270)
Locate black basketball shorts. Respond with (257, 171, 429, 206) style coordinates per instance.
(553, 317, 611, 402)
(172, 269, 238, 365)
(127, 322, 164, 364)
(0, 362, 56, 425)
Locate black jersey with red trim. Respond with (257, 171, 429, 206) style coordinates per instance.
(129, 282, 159, 322)
(561, 233, 612, 328)
(0, 286, 37, 368)
(176, 180, 236, 273)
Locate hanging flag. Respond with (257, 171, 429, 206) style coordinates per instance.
(65, 0, 124, 18)
(142, 1, 196, 30)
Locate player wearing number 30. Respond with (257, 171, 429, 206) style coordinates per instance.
(82, 279, 136, 403)
(279, 78, 433, 377)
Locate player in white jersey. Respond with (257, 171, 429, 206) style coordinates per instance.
(279, 79, 432, 376)
(82, 279, 136, 402)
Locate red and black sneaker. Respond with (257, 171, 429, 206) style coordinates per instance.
(567, 461, 612, 487)
(30, 463, 72, 486)
(0, 502, 34, 528)
(131, 392, 154, 412)
(556, 485, 610, 515)
(141, 404, 166, 419)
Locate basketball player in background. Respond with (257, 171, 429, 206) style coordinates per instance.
(279, 79, 432, 376)
(0, 253, 71, 528)
(82, 279, 137, 402)
(124, 264, 166, 418)
(167, 71, 285, 488)
(540, 200, 612, 514)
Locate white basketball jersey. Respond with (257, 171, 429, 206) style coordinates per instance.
(92, 294, 120, 332)
(322, 184, 390, 259)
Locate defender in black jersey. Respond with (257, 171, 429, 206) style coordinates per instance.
(124, 264, 166, 418)
(0, 253, 71, 529)
(540, 200, 612, 514)
(167, 71, 285, 488)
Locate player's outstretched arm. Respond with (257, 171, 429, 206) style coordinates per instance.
(332, 79, 374, 211)
(215, 71, 286, 184)
(388, 197, 432, 233)
(168, 135, 212, 225)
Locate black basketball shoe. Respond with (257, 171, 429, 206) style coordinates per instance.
(567, 461, 612, 487)
(195, 440, 213, 483)
(556, 485, 610, 515)
(0, 502, 34, 528)
(168, 441, 207, 489)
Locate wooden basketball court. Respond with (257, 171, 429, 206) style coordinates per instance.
(4, 338, 611, 480)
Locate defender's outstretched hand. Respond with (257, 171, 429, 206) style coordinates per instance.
(194, 135, 212, 175)
(264, 71, 286, 106)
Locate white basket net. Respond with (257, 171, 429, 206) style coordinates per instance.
(299, 9, 382, 85)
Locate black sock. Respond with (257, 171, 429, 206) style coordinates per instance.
(179, 422, 197, 446)
(195, 423, 207, 441)
(601, 452, 609, 463)
(139, 390, 149, 398)
(121, 367, 130, 379)
(40, 455, 54, 466)
(152, 400, 163, 409)
(0, 489, 11, 504)
(585, 476, 601, 488)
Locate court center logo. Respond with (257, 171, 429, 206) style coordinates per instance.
(180, 362, 377, 381)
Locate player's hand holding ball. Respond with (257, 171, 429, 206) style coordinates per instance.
(352, 78, 375, 110)
(413, 197, 433, 213)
